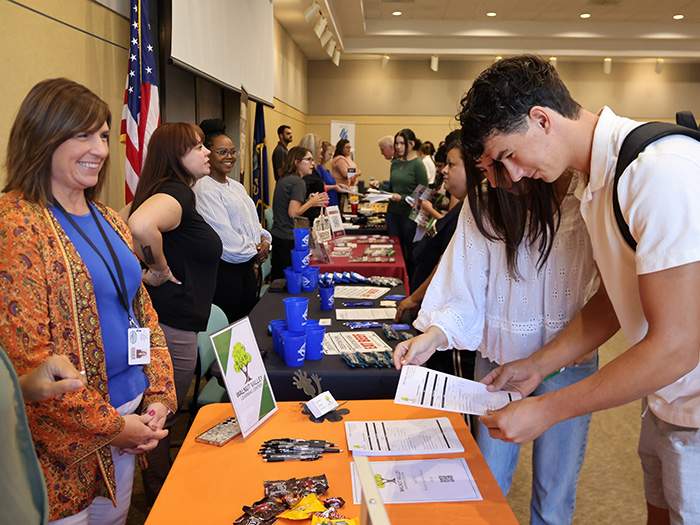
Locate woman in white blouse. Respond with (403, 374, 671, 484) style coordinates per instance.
(194, 119, 271, 323)
(395, 159, 601, 525)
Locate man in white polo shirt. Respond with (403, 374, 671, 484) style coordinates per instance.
(458, 54, 700, 524)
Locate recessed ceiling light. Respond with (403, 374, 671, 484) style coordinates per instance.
(486, 12, 497, 17)
(673, 14, 684, 20)
(580, 13, 591, 19)
(392, 11, 402, 16)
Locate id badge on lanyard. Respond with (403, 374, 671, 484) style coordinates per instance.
(128, 323, 151, 365)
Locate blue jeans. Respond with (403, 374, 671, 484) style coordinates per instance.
(474, 352, 598, 525)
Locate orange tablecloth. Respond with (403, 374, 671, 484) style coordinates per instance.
(311, 235, 410, 293)
(146, 401, 517, 525)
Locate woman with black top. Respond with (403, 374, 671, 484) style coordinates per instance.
(270, 146, 328, 280)
(125, 122, 223, 505)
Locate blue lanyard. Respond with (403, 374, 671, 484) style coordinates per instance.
(52, 198, 136, 326)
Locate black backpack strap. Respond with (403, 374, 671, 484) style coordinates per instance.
(613, 122, 700, 251)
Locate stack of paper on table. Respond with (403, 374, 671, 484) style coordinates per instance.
(335, 308, 396, 320)
(323, 331, 392, 355)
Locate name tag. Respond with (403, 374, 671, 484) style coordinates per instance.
(128, 327, 151, 365)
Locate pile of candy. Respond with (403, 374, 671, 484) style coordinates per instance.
(233, 475, 357, 525)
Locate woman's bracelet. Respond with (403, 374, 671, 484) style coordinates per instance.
(148, 267, 171, 278)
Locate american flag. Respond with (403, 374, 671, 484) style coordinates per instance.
(120, 0, 160, 203)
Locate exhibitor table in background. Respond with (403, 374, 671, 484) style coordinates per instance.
(250, 282, 414, 401)
(146, 401, 518, 525)
(311, 235, 410, 293)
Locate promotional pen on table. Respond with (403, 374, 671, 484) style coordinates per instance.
(262, 454, 322, 462)
(260, 447, 342, 454)
(342, 301, 375, 307)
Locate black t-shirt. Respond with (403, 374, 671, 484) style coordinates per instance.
(303, 170, 326, 222)
(145, 180, 223, 331)
(411, 202, 463, 290)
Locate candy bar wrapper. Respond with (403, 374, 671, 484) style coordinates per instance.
(263, 478, 296, 499)
(296, 474, 329, 496)
(242, 497, 286, 520)
(311, 515, 359, 525)
(276, 494, 327, 520)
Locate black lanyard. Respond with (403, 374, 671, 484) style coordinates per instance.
(52, 198, 136, 326)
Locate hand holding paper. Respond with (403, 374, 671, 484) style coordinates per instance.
(479, 395, 554, 445)
(480, 355, 546, 398)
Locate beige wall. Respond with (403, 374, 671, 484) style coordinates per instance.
(1, 0, 130, 210)
(306, 58, 700, 184)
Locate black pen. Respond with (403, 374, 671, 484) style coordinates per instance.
(259, 447, 342, 454)
(262, 454, 321, 462)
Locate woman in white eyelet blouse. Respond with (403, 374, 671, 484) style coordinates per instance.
(395, 164, 599, 525)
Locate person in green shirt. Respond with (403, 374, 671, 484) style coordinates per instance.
(378, 128, 428, 278)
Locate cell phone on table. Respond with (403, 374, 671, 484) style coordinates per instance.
(194, 416, 241, 446)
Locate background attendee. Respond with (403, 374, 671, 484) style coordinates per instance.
(272, 124, 292, 181)
(376, 128, 428, 278)
(270, 146, 329, 280)
(419, 141, 437, 185)
(1, 352, 85, 525)
(127, 122, 222, 506)
(396, 159, 599, 525)
(194, 119, 271, 324)
(378, 135, 395, 160)
(0, 78, 176, 523)
(317, 139, 348, 208)
(331, 138, 361, 187)
(299, 134, 347, 221)
(394, 139, 474, 380)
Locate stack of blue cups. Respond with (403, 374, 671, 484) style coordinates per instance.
(284, 227, 318, 294)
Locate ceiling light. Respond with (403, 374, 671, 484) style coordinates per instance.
(380, 55, 390, 71)
(314, 17, 327, 39)
(673, 14, 684, 20)
(486, 12, 497, 17)
(326, 39, 336, 57)
(319, 28, 332, 47)
(580, 13, 591, 19)
(603, 57, 612, 75)
(304, 2, 321, 23)
(332, 50, 340, 67)
(655, 58, 665, 74)
(430, 55, 439, 72)
(392, 11, 402, 16)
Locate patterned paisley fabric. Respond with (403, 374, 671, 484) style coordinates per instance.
(0, 191, 177, 520)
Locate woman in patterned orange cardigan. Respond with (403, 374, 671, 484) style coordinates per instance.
(0, 78, 177, 523)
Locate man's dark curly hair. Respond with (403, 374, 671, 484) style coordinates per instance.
(458, 54, 582, 158)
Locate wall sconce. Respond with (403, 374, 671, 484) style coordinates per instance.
(380, 55, 390, 70)
(655, 58, 665, 74)
(430, 54, 439, 72)
(603, 57, 612, 75)
(332, 49, 340, 66)
(494, 55, 503, 63)
(304, 2, 321, 23)
(549, 57, 557, 68)
(314, 17, 327, 39)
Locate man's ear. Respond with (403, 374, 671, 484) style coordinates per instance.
(529, 106, 552, 133)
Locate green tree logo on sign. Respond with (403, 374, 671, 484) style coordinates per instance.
(231, 342, 252, 382)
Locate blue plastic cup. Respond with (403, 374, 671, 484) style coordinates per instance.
(268, 319, 287, 356)
(305, 324, 326, 360)
(291, 248, 310, 273)
(319, 285, 335, 311)
(283, 296, 309, 332)
(302, 266, 319, 292)
(281, 330, 306, 367)
(284, 267, 303, 294)
(293, 227, 310, 250)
